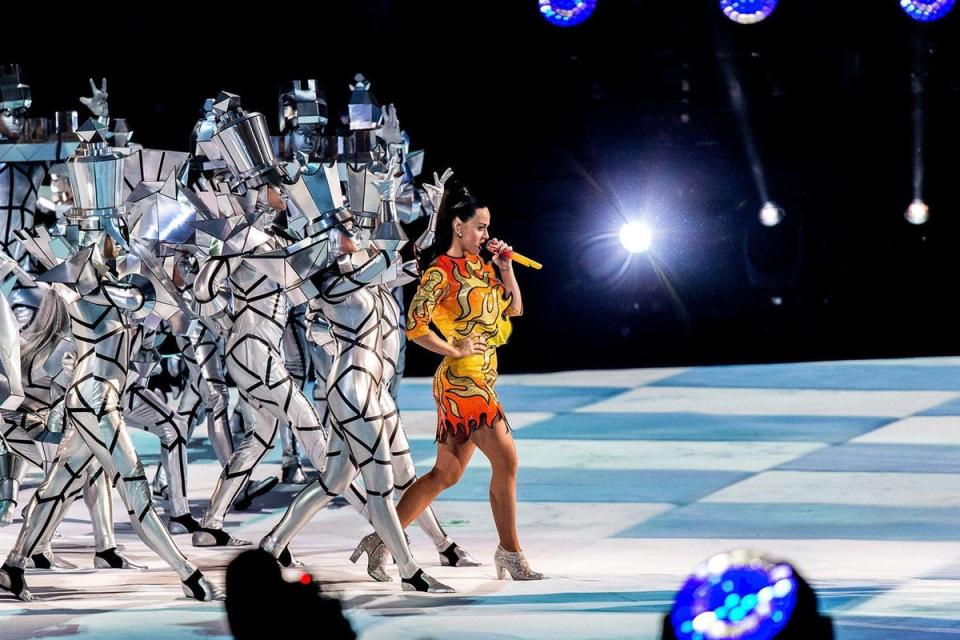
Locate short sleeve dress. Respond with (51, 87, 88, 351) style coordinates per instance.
(406, 253, 518, 443)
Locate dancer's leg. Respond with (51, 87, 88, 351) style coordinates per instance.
(262, 425, 357, 553)
(3, 424, 93, 568)
(192, 328, 234, 465)
(125, 384, 191, 518)
(66, 375, 197, 580)
(197, 412, 279, 535)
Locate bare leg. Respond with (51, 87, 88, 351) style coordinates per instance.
(470, 419, 521, 552)
(395, 438, 475, 529)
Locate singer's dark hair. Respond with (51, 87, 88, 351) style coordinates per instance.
(416, 178, 486, 272)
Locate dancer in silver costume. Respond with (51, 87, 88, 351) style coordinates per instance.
(325, 87, 478, 577)
(0, 265, 25, 526)
(0, 122, 221, 602)
(0, 288, 145, 570)
(189, 93, 331, 547)
(342, 168, 479, 580)
(0, 69, 112, 519)
(123, 319, 201, 534)
(274, 80, 333, 486)
(174, 99, 237, 471)
(0, 69, 110, 329)
(176, 98, 271, 509)
(259, 159, 453, 593)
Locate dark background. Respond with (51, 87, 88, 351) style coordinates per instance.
(4, 1, 960, 376)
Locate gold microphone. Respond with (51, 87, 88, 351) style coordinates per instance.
(487, 242, 542, 270)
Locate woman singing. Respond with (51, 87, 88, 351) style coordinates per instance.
(396, 181, 542, 580)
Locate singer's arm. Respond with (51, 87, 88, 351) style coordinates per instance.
(412, 332, 486, 359)
(499, 263, 523, 317)
(489, 239, 523, 317)
(406, 265, 486, 357)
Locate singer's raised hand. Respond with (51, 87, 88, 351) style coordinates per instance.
(488, 238, 514, 270)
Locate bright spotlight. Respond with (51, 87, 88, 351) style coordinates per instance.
(539, 0, 597, 28)
(901, 0, 956, 22)
(619, 221, 652, 253)
(758, 201, 785, 227)
(905, 199, 929, 225)
(719, 0, 779, 24)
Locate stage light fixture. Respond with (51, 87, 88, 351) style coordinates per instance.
(900, 0, 956, 22)
(719, 0, 779, 24)
(538, 0, 597, 27)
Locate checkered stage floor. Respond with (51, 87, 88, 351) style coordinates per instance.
(2, 358, 960, 639)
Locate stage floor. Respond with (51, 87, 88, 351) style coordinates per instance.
(3, 358, 960, 639)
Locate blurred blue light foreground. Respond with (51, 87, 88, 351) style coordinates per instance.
(670, 550, 798, 640)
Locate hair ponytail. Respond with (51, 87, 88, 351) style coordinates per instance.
(416, 178, 484, 273)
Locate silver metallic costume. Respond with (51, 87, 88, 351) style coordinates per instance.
(0, 121, 220, 601)
(258, 156, 452, 592)
(0, 288, 144, 570)
(0, 261, 25, 488)
(0, 73, 486, 599)
(189, 94, 331, 547)
(0, 68, 108, 518)
(0, 69, 110, 330)
(123, 319, 196, 527)
(335, 85, 477, 575)
(275, 80, 332, 485)
(176, 319, 233, 467)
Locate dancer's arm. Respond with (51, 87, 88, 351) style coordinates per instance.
(191, 255, 238, 318)
(320, 248, 397, 301)
(0, 294, 23, 411)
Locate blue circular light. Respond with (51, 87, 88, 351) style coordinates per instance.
(669, 550, 799, 640)
(900, 0, 956, 22)
(539, 0, 597, 27)
(719, 0, 779, 24)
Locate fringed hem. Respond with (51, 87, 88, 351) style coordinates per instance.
(436, 407, 511, 444)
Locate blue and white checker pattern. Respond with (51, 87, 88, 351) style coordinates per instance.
(2, 358, 960, 639)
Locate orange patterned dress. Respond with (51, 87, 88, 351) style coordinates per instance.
(406, 253, 519, 442)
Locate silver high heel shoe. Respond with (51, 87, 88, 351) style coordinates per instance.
(349, 532, 392, 582)
(493, 545, 544, 581)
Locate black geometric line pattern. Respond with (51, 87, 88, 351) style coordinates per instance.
(4, 286, 197, 581)
(198, 260, 327, 533)
(264, 247, 424, 580)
